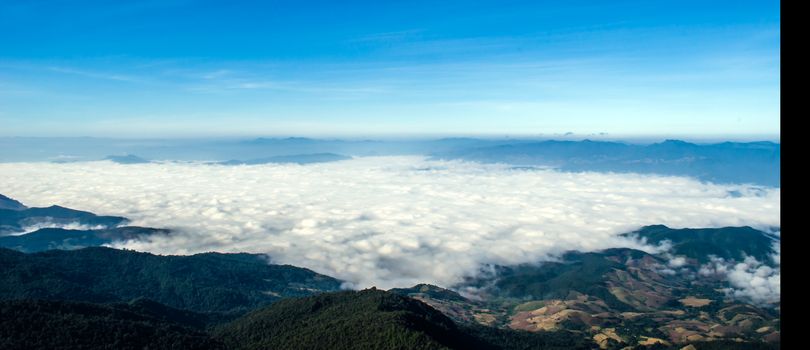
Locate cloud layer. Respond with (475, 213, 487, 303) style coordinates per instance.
(0, 157, 780, 289)
(699, 252, 781, 305)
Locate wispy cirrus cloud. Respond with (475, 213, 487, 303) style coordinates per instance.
(47, 66, 146, 83)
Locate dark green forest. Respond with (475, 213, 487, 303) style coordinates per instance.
(0, 247, 341, 313)
(0, 299, 224, 350)
(216, 288, 590, 350)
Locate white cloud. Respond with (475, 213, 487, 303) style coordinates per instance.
(699, 253, 780, 305)
(0, 156, 780, 289)
(668, 256, 688, 268)
(15, 222, 110, 236)
(770, 241, 780, 265)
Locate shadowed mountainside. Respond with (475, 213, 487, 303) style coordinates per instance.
(0, 247, 343, 314)
(0, 299, 225, 350)
(0, 204, 128, 236)
(0, 226, 166, 253)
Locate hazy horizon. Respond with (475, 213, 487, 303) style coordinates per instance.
(0, 134, 782, 143)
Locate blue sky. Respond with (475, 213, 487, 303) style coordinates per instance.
(0, 0, 780, 139)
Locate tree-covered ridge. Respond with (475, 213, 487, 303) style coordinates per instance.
(0, 299, 225, 350)
(390, 284, 469, 302)
(466, 250, 635, 311)
(0, 243, 780, 349)
(0, 247, 342, 313)
(0, 205, 128, 235)
(458, 225, 779, 306)
(0, 194, 170, 253)
(0, 226, 167, 253)
(625, 225, 779, 264)
(216, 288, 465, 350)
(0, 194, 149, 252)
(215, 288, 590, 350)
(0, 291, 778, 350)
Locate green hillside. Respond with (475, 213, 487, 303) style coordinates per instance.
(215, 288, 589, 350)
(463, 250, 636, 311)
(0, 247, 342, 313)
(627, 225, 779, 263)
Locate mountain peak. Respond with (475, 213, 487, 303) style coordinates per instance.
(0, 194, 27, 210)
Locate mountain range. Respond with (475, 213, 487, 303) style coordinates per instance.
(217, 153, 352, 165)
(0, 194, 780, 349)
(432, 140, 780, 186)
(0, 138, 780, 187)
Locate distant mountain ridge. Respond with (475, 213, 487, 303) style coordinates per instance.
(218, 153, 351, 165)
(433, 139, 780, 186)
(0, 194, 26, 210)
(0, 226, 166, 253)
(0, 137, 781, 186)
(0, 203, 128, 236)
(104, 154, 151, 164)
(0, 195, 175, 252)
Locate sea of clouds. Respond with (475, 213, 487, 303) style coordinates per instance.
(0, 157, 780, 295)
